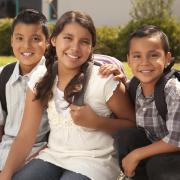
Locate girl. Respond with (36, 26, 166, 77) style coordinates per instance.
(0, 11, 135, 180)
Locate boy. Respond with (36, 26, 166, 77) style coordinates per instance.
(115, 25, 180, 180)
(0, 9, 50, 170)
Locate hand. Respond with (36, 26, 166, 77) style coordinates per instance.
(98, 64, 127, 83)
(0, 171, 12, 180)
(122, 150, 140, 177)
(70, 104, 101, 129)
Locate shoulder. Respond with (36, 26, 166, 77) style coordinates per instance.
(0, 62, 16, 74)
(164, 77, 180, 100)
(28, 65, 47, 91)
(87, 65, 119, 100)
(90, 64, 115, 83)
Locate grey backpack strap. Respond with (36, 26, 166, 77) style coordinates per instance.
(73, 62, 94, 106)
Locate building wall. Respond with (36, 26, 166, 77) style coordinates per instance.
(172, 0, 180, 20)
(57, 0, 132, 27)
(43, 0, 180, 27)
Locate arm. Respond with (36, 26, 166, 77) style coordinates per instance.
(0, 88, 43, 180)
(70, 82, 135, 133)
(97, 81, 135, 132)
(122, 140, 180, 177)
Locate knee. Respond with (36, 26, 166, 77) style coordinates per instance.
(114, 128, 136, 145)
(12, 171, 29, 180)
(146, 156, 176, 180)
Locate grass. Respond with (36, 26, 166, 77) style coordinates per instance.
(0, 56, 16, 66)
(0, 56, 180, 79)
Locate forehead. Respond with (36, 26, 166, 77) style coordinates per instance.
(12, 22, 44, 36)
(61, 22, 91, 37)
(129, 36, 163, 52)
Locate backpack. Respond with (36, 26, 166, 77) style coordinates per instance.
(128, 61, 180, 121)
(0, 62, 16, 114)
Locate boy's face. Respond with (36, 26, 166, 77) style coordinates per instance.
(128, 36, 171, 89)
(11, 23, 48, 74)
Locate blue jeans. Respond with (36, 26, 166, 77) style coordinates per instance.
(13, 159, 91, 180)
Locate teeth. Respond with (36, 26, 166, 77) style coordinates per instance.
(67, 54, 79, 59)
(141, 70, 151, 73)
(22, 52, 32, 56)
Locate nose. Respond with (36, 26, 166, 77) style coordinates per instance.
(141, 56, 149, 65)
(23, 39, 31, 49)
(71, 41, 80, 52)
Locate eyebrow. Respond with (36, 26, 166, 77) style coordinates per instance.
(13, 33, 23, 36)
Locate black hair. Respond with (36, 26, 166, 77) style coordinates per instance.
(35, 10, 96, 105)
(11, 9, 49, 39)
(128, 25, 170, 54)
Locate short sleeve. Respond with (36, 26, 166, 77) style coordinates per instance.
(162, 78, 180, 147)
(103, 75, 119, 102)
(85, 65, 119, 103)
(28, 65, 47, 93)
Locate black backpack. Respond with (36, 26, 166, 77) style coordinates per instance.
(128, 61, 180, 121)
(0, 62, 16, 114)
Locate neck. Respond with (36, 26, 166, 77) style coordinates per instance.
(19, 65, 35, 75)
(141, 83, 155, 97)
(57, 64, 80, 91)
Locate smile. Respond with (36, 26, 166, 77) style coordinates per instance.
(66, 53, 80, 59)
(21, 52, 33, 57)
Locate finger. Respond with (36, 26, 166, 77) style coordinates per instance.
(69, 104, 76, 110)
(99, 67, 111, 77)
(113, 74, 126, 81)
(70, 104, 82, 111)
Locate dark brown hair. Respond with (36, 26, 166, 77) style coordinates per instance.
(11, 9, 49, 39)
(128, 25, 170, 54)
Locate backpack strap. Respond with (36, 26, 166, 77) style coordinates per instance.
(73, 62, 94, 106)
(154, 69, 179, 121)
(127, 76, 140, 104)
(0, 62, 16, 114)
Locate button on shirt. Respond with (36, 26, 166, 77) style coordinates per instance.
(136, 77, 180, 147)
(0, 57, 50, 170)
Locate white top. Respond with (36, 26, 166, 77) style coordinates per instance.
(0, 57, 49, 170)
(28, 64, 120, 180)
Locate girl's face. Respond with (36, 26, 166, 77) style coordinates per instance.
(128, 36, 171, 89)
(51, 22, 93, 72)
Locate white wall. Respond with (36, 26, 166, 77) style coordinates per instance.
(172, 0, 180, 20)
(42, 0, 180, 27)
(57, 0, 132, 27)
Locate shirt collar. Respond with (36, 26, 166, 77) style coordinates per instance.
(9, 56, 46, 85)
(136, 85, 154, 100)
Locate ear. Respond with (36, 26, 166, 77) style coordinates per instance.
(165, 52, 172, 66)
(51, 37, 56, 47)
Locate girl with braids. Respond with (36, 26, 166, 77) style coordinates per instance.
(0, 11, 135, 180)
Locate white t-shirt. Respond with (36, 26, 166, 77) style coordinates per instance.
(28, 64, 120, 180)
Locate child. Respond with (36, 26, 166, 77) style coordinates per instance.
(0, 10, 135, 180)
(115, 25, 180, 180)
(0, 9, 50, 171)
